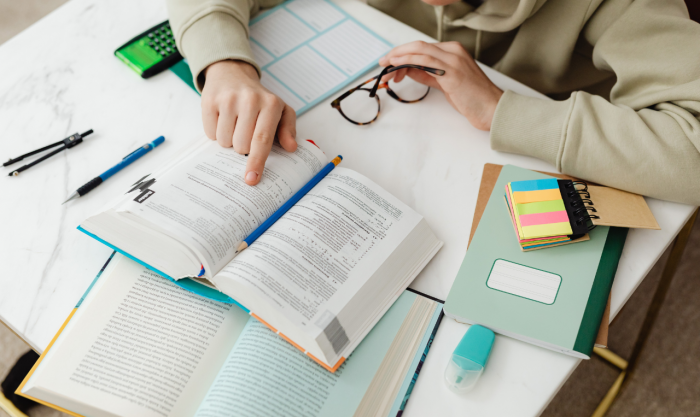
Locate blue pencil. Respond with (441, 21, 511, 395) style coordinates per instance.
(236, 155, 343, 253)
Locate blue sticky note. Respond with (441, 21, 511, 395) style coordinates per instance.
(509, 178, 559, 192)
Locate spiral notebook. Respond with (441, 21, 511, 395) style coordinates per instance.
(505, 177, 659, 251)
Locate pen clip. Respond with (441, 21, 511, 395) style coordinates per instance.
(123, 143, 150, 160)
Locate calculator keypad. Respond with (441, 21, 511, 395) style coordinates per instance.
(145, 23, 178, 57)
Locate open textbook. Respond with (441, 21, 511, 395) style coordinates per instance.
(18, 254, 444, 417)
(79, 138, 442, 371)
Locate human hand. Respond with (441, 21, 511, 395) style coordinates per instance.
(378, 41, 503, 131)
(202, 60, 297, 185)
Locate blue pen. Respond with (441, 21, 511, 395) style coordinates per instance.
(62, 136, 165, 204)
(237, 155, 342, 253)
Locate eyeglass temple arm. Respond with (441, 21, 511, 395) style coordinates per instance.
(369, 65, 445, 97)
(332, 76, 380, 106)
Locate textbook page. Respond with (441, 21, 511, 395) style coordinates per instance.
(250, 0, 392, 114)
(193, 291, 419, 417)
(115, 139, 327, 276)
(22, 255, 250, 417)
(214, 168, 422, 345)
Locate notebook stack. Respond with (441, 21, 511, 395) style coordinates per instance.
(445, 165, 628, 359)
(504, 178, 587, 250)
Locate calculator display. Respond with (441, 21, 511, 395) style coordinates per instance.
(115, 21, 183, 79)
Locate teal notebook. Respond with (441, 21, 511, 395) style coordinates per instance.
(444, 165, 627, 358)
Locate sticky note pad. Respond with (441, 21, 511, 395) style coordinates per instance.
(506, 179, 573, 242)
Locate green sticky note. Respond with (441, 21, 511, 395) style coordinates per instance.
(515, 200, 566, 215)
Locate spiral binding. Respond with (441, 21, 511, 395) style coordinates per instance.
(571, 198, 593, 207)
(565, 181, 588, 192)
(576, 214, 599, 231)
(573, 206, 597, 216)
(568, 189, 590, 199)
(565, 180, 598, 231)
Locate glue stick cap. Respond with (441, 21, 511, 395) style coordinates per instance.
(444, 324, 495, 394)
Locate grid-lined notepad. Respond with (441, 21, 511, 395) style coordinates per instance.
(250, 0, 392, 115)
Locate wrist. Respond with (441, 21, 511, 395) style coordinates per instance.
(479, 86, 503, 131)
(205, 60, 259, 82)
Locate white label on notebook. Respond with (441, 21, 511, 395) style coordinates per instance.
(487, 259, 561, 305)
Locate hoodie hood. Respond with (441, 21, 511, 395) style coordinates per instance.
(435, 0, 547, 57)
(448, 0, 548, 32)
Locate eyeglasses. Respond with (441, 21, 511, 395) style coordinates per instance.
(331, 65, 445, 125)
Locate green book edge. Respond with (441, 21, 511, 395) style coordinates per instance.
(170, 60, 198, 94)
(573, 227, 628, 355)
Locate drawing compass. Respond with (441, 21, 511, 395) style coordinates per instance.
(4, 130, 93, 176)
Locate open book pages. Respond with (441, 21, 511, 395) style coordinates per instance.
(79, 137, 442, 369)
(18, 255, 444, 417)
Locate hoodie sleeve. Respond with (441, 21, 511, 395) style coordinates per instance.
(490, 0, 700, 206)
(166, 0, 282, 92)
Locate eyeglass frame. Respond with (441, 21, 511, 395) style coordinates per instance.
(330, 65, 446, 125)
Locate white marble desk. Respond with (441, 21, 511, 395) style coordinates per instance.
(0, 0, 695, 415)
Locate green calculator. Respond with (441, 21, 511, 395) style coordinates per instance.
(115, 21, 183, 79)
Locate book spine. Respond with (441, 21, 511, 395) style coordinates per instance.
(13, 255, 120, 417)
(76, 253, 116, 308)
(76, 226, 241, 307)
(396, 311, 444, 417)
(572, 227, 629, 355)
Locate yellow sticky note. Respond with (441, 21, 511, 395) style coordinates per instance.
(512, 189, 562, 204)
(521, 222, 573, 239)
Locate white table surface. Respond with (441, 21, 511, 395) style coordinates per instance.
(0, 0, 695, 415)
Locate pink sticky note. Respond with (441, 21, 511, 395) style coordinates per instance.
(519, 210, 569, 227)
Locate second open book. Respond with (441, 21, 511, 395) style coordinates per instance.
(79, 138, 442, 371)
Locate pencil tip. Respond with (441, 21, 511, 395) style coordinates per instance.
(62, 192, 78, 205)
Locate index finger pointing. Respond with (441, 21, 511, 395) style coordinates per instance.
(244, 106, 283, 185)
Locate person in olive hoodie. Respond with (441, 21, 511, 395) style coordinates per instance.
(167, 0, 700, 205)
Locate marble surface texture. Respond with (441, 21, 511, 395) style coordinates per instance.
(0, 0, 695, 416)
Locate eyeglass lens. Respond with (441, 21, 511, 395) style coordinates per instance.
(387, 76, 430, 101)
(339, 76, 430, 124)
(339, 88, 380, 124)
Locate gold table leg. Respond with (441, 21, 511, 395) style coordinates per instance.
(591, 208, 698, 417)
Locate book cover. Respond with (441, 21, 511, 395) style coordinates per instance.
(445, 165, 627, 358)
